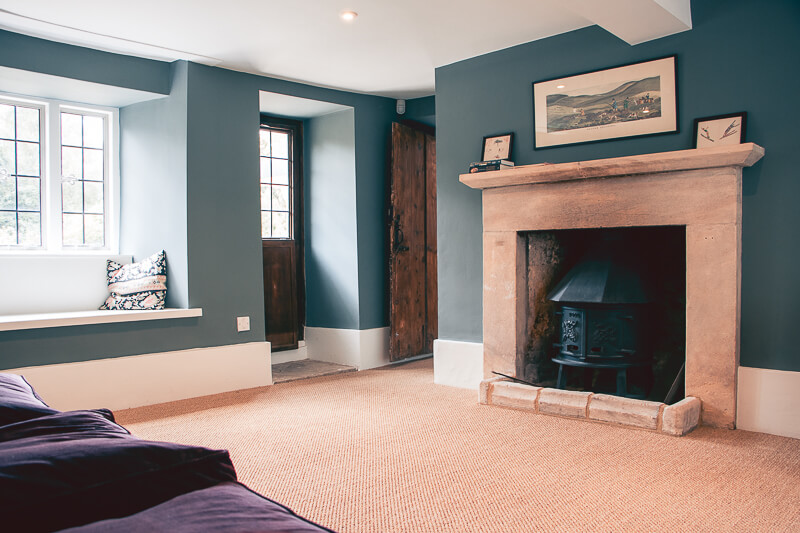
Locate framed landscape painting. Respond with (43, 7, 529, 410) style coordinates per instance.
(533, 56, 677, 149)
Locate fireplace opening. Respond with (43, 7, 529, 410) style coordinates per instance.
(523, 226, 686, 403)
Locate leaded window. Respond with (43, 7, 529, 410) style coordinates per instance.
(259, 126, 293, 239)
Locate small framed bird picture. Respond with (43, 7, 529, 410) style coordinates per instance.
(481, 132, 514, 161)
(693, 112, 747, 148)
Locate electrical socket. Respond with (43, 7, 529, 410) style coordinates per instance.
(236, 316, 250, 332)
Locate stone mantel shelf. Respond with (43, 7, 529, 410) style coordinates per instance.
(460, 143, 764, 190)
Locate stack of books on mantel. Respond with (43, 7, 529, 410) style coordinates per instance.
(468, 159, 514, 173)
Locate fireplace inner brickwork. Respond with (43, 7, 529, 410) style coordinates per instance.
(461, 144, 764, 428)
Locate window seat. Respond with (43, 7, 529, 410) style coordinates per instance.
(0, 308, 202, 332)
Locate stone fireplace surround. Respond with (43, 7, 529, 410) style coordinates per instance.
(461, 143, 765, 431)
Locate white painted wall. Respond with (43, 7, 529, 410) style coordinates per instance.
(433, 339, 484, 390)
(737, 366, 800, 439)
(0, 254, 131, 315)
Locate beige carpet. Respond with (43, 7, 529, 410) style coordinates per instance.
(116, 359, 800, 533)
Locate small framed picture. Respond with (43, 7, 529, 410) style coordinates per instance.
(693, 112, 747, 148)
(482, 132, 514, 161)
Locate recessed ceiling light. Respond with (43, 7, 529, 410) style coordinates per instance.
(341, 11, 358, 22)
(556, 84, 565, 89)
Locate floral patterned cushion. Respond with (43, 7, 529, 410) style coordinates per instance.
(99, 250, 167, 310)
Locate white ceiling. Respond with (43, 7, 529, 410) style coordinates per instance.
(0, 1, 691, 100)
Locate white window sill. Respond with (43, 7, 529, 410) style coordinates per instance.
(0, 308, 203, 332)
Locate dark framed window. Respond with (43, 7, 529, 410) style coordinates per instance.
(259, 123, 294, 239)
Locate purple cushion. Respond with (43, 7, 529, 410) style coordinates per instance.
(0, 373, 59, 427)
(58, 481, 335, 533)
(0, 409, 125, 442)
(0, 410, 238, 532)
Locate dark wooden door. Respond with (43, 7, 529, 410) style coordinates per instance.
(389, 122, 437, 361)
(263, 241, 297, 349)
(260, 117, 304, 351)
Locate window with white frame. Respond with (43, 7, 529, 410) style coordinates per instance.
(0, 94, 117, 251)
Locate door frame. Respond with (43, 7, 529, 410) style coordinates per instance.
(260, 115, 305, 344)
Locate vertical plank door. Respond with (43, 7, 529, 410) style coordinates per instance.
(263, 240, 298, 350)
(389, 122, 437, 361)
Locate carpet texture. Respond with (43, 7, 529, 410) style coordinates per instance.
(117, 359, 800, 533)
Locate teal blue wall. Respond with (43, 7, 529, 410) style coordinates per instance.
(435, 0, 800, 372)
(304, 110, 360, 329)
(0, 30, 169, 94)
(120, 61, 189, 309)
(0, 30, 396, 369)
(403, 96, 435, 128)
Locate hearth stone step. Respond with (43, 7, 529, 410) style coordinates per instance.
(480, 376, 701, 436)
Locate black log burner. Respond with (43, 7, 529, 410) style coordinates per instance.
(548, 250, 652, 397)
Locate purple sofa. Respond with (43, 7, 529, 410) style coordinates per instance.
(0, 373, 334, 533)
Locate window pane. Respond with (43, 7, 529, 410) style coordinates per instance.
(260, 184, 270, 211)
(84, 214, 104, 245)
(61, 113, 82, 146)
(16, 107, 39, 143)
(62, 146, 82, 179)
(18, 212, 40, 246)
(83, 181, 103, 214)
(0, 104, 13, 139)
(270, 131, 289, 159)
(62, 213, 83, 245)
(271, 185, 289, 211)
(0, 175, 15, 210)
(0, 212, 15, 245)
(259, 129, 270, 157)
(16, 142, 40, 177)
(17, 177, 40, 211)
(260, 157, 271, 183)
(271, 159, 289, 185)
(272, 211, 289, 239)
(83, 116, 104, 149)
(261, 211, 270, 239)
(0, 140, 15, 175)
(83, 149, 103, 181)
(62, 181, 83, 213)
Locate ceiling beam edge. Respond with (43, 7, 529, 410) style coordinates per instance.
(559, 0, 693, 46)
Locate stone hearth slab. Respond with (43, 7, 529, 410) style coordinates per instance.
(490, 381, 541, 410)
(480, 378, 702, 436)
(538, 388, 592, 418)
(662, 397, 702, 436)
(589, 394, 662, 430)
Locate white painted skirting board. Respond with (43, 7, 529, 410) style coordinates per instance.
(433, 339, 484, 390)
(305, 327, 389, 370)
(6, 341, 272, 412)
(737, 366, 800, 439)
